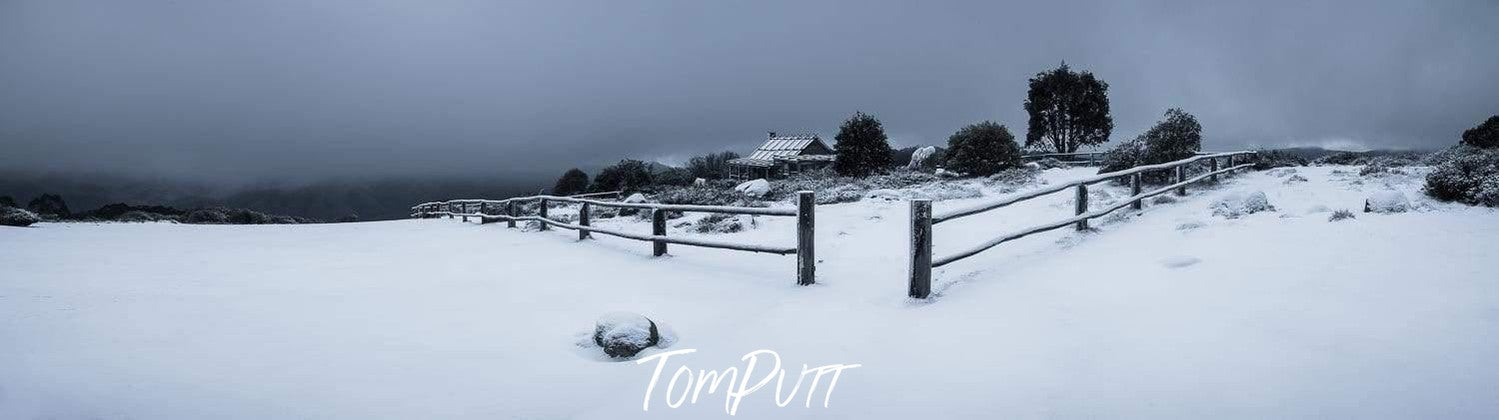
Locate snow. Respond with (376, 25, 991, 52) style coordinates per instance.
(905, 146, 936, 169)
(1209, 190, 1276, 218)
(3, 166, 1498, 418)
(1365, 189, 1411, 213)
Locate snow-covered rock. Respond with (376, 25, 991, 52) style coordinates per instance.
(733, 179, 770, 197)
(622, 193, 648, 203)
(1364, 190, 1410, 214)
(906, 146, 937, 170)
(935, 168, 960, 178)
(1210, 191, 1275, 219)
(692, 178, 707, 186)
(1283, 174, 1308, 184)
(592, 312, 661, 358)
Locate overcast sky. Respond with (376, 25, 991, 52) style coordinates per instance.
(2, 0, 1496, 185)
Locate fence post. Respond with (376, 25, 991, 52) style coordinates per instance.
(1174, 166, 1187, 196)
(651, 209, 667, 256)
(461, 203, 470, 223)
(538, 199, 549, 231)
(1210, 157, 1220, 182)
(796, 191, 815, 286)
(1075, 184, 1089, 231)
(578, 202, 592, 240)
(909, 199, 932, 299)
(506, 201, 516, 228)
(1130, 174, 1143, 210)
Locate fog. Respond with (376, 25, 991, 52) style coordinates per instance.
(3, 0, 1496, 186)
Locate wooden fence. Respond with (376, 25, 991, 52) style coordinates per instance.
(411, 190, 818, 286)
(907, 151, 1258, 298)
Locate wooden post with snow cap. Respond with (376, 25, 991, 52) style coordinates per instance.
(1130, 173, 1143, 210)
(796, 191, 815, 286)
(909, 199, 933, 299)
(1210, 157, 1220, 183)
(1075, 184, 1089, 231)
(461, 203, 470, 223)
(538, 198, 549, 231)
(1174, 166, 1187, 196)
(578, 202, 592, 240)
(651, 209, 667, 256)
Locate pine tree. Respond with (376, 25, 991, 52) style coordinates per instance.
(832, 111, 894, 176)
(944, 121, 1022, 176)
(552, 168, 589, 196)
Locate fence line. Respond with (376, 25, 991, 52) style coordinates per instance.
(412, 190, 817, 286)
(908, 151, 1258, 298)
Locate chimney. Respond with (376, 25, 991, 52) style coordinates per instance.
(768, 131, 777, 139)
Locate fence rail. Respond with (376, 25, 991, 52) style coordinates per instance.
(908, 151, 1257, 298)
(412, 190, 817, 285)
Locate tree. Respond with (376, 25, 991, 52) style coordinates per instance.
(832, 111, 894, 176)
(589, 160, 653, 192)
(1462, 115, 1499, 149)
(653, 167, 695, 187)
(0, 195, 15, 208)
(26, 193, 70, 218)
(943, 122, 1022, 176)
(1098, 108, 1203, 182)
(686, 151, 740, 180)
(552, 168, 590, 196)
(1024, 62, 1114, 153)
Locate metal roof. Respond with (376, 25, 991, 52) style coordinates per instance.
(734, 134, 830, 166)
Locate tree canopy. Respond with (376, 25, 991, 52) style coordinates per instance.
(832, 111, 895, 176)
(1024, 63, 1114, 153)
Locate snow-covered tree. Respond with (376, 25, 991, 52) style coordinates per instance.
(944, 121, 1022, 176)
(832, 111, 894, 177)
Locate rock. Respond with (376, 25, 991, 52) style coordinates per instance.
(733, 179, 770, 197)
(906, 146, 938, 170)
(1364, 190, 1410, 214)
(593, 312, 661, 358)
(935, 168, 961, 178)
(693, 178, 707, 186)
(1210, 191, 1275, 219)
(623, 193, 649, 203)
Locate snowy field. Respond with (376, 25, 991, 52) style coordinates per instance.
(3, 166, 1498, 419)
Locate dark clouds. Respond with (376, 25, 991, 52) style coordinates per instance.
(2, 0, 1495, 184)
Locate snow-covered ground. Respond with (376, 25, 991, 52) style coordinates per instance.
(3, 166, 1497, 419)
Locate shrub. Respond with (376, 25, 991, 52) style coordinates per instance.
(655, 184, 762, 207)
(653, 167, 695, 187)
(686, 151, 740, 180)
(590, 160, 653, 192)
(1097, 108, 1202, 183)
(1024, 62, 1113, 153)
(1, 206, 42, 227)
(553, 168, 590, 196)
(117, 210, 169, 223)
(692, 213, 746, 234)
(1241, 150, 1309, 170)
(943, 121, 1022, 176)
(1210, 191, 1275, 219)
(1461, 115, 1499, 149)
(1328, 209, 1357, 222)
(1425, 146, 1499, 206)
(0, 196, 15, 208)
(832, 111, 895, 176)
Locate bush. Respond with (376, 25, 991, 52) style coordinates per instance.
(832, 111, 895, 176)
(1425, 146, 1499, 206)
(1241, 150, 1309, 170)
(1097, 108, 1202, 183)
(1329, 209, 1357, 222)
(26, 194, 70, 218)
(653, 167, 695, 187)
(686, 151, 740, 180)
(1, 206, 42, 227)
(1462, 115, 1499, 149)
(943, 121, 1023, 176)
(117, 210, 172, 223)
(1024, 62, 1113, 153)
(553, 168, 590, 196)
(654, 184, 762, 207)
(590, 160, 653, 192)
(692, 213, 747, 234)
(1209, 191, 1275, 219)
(0, 196, 15, 208)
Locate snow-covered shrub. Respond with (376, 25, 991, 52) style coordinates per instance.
(766, 169, 942, 204)
(1364, 190, 1411, 213)
(1151, 195, 1177, 205)
(905, 146, 941, 171)
(654, 185, 761, 207)
(182, 207, 304, 224)
(692, 213, 748, 233)
(1032, 158, 1069, 169)
(1328, 209, 1357, 222)
(1283, 174, 1309, 184)
(1359, 158, 1410, 176)
(984, 166, 1041, 188)
(593, 312, 661, 359)
(117, 210, 171, 223)
(943, 121, 1022, 176)
(1, 206, 42, 227)
(1265, 168, 1298, 177)
(1424, 146, 1499, 207)
(1461, 115, 1499, 149)
(1210, 191, 1275, 219)
(733, 179, 770, 197)
(1176, 221, 1205, 231)
(1242, 150, 1308, 170)
(1098, 108, 1202, 183)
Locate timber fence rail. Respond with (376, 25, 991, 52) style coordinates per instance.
(411, 190, 818, 286)
(908, 151, 1258, 298)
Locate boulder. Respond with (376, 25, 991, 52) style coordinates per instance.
(693, 178, 707, 186)
(622, 193, 649, 204)
(906, 146, 938, 170)
(1210, 191, 1275, 219)
(1364, 190, 1410, 214)
(593, 312, 661, 358)
(734, 179, 771, 197)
